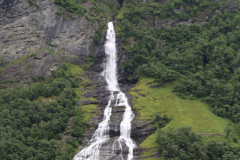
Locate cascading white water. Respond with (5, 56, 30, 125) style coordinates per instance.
(73, 22, 135, 160)
(115, 92, 136, 160)
(102, 22, 120, 92)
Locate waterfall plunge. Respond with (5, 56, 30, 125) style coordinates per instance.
(73, 22, 135, 160)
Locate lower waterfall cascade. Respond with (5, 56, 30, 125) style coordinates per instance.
(73, 22, 136, 160)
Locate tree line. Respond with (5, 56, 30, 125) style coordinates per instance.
(156, 126, 240, 160)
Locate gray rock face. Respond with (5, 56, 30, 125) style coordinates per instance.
(76, 24, 154, 160)
(0, 50, 61, 82)
(0, 0, 15, 12)
(0, 0, 99, 64)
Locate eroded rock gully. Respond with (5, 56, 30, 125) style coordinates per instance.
(76, 27, 156, 160)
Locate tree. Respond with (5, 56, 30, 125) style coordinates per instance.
(224, 126, 232, 138)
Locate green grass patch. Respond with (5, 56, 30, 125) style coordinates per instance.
(81, 104, 98, 122)
(130, 78, 230, 134)
(68, 63, 84, 76)
(140, 133, 160, 160)
(116, 7, 125, 19)
(129, 78, 237, 159)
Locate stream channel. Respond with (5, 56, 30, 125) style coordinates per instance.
(73, 22, 136, 160)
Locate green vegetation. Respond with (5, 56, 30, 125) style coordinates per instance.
(9, 0, 240, 159)
(81, 104, 98, 122)
(93, 23, 107, 45)
(0, 61, 96, 159)
(130, 79, 231, 134)
(27, 0, 39, 9)
(54, 0, 86, 16)
(129, 78, 240, 159)
(118, 3, 240, 158)
(156, 126, 240, 159)
(53, 0, 119, 22)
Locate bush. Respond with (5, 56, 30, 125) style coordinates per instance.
(55, 0, 86, 15)
(93, 23, 106, 45)
(233, 137, 238, 143)
(156, 126, 240, 159)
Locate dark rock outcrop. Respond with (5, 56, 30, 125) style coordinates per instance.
(0, 50, 61, 83)
(0, 0, 15, 12)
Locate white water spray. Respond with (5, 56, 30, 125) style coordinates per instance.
(73, 22, 135, 160)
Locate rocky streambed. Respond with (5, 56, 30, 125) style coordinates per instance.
(75, 25, 156, 160)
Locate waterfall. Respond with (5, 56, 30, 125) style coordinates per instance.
(73, 22, 135, 160)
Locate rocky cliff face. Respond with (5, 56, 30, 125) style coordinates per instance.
(0, 0, 15, 12)
(0, 0, 103, 65)
(0, 50, 62, 85)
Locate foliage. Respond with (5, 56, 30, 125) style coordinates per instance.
(170, 10, 240, 123)
(156, 126, 240, 160)
(117, 0, 240, 124)
(0, 64, 86, 160)
(54, 0, 119, 22)
(155, 114, 172, 128)
(93, 23, 107, 45)
(130, 78, 230, 134)
(224, 126, 233, 138)
(27, 0, 39, 9)
(55, 0, 86, 15)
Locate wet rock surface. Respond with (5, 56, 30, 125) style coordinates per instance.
(76, 25, 155, 160)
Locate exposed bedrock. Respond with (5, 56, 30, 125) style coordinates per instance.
(0, 0, 101, 65)
(0, 50, 62, 85)
(0, 0, 15, 12)
(77, 24, 155, 160)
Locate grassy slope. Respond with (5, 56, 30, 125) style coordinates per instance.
(129, 78, 239, 159)
(62, 63, 98, 121)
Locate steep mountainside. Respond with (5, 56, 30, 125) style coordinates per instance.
(1, 0, 240, 160)
(0, 0, 118, 65)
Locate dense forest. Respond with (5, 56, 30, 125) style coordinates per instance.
(0, 64, 86, 160)
(156, 126, 240, 159)
(115, 0, 240, 158)
(116, 1, 240, 124)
